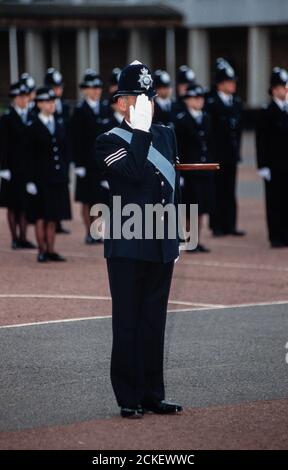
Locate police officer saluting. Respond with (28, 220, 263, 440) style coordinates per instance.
(26, 87, 71, 262)
(206, 59, 245, 237)
(95, 60, 182, 419)
(256, 67, 288, 248)
(71, 69, 109, 244)
(174, 83, 214, 253)
(0, 81, 36, 249)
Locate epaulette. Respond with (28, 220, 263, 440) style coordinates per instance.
(176, 112, 185, 120)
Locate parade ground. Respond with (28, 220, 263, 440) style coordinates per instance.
(1, 132, 288, 450)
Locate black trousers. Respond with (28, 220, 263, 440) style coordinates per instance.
(264, 170, 288, 244)
(210, 162, 237, 233)
(106, 257, 174, 408)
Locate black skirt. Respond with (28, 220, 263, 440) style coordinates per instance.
(26, 183, 72, 223)
(75, 168, 108, 206)
(182, 173, 214, 216)
(0, 175, 27, 212)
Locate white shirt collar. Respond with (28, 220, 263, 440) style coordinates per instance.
(14, 105, 28, 116)
(86, 98, 99, 110)
(189, 109, 203, 120)
(273, 97, 286, 111)
(218, 91, 233, 105)
(38, 113, 55, 126)
(114, 111, 124, 124)
(156, 97, 171, 109)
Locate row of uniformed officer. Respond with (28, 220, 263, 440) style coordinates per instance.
(256, 67, 288, 248)
(0, 82, 36, 249)
(95, 61, 183, 419)
(70, 69, 111, 244)
(174, 83, 214, 252)
(206, 59, 245, 237)
(25, 87, 71, 262)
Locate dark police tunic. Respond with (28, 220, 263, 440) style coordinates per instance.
(26, 116, 71, 223)
(152, 98, 173, 127)
(174, 108, 214, 216)
(95, 120, 180, 408)
(206, 91, 242, 233)
(0, 107, 34, 212)
(71, 100, 109, 205)
(256, 100, 288, 245)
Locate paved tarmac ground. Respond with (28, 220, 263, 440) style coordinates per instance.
(0, 132, 288, 449)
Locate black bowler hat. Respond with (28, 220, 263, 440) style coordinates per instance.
(113, 60, 156, 100)
(45, 67, 63, 87)
(9, 81, 30, 98)
(270, 67, 288, 88)
(177, 65, 196, 85)
(183, 83, 205, 99)
(79, 69, 103, 89)
(153, 69, 171, 88)
(35, 87, 57, 102)
(110, 67, 122, 86)
(215, 58, 237, 84)
(20, 73, 36, 92)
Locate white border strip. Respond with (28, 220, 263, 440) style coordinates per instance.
(0, 300, 288, 330)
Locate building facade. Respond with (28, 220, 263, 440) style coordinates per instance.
(0, 0, 288, 107)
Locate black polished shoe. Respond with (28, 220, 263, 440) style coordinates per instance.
(11, 238, 22, 249)
(56, 224, 71, 235)
(120, 405, 144, 419)
(271, 241, 287, 248)
(37, 252, 48, 263)
(143, 400, 183, 415)
(19, 239, 37, 249)
(46, 252, 66, 262)
(85, 234, 103, 245)
(228, 230, 246, 237)
(197, 243, 210, 253)
(212, 230, 226, 237)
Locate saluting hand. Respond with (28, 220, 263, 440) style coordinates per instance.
(130, 94, 152, 133)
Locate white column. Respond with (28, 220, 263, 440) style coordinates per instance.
(128, 29, 151, 67)
(76, 29, 89, 96)
(166, 28, 176, 89)
(247, 26, 270, 108)
(187, 28, 210, 88)
(128, 29, 142, 63)
(88, 28, 100, 72)
(51, 31, 60, 70)
(25, 30, 45, 86)
(9, 26, 19, 82)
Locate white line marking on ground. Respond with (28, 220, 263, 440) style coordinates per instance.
(180, 260, 288, 272)
(0, 294, 222, 308)
(0, 300, 287, 330)
(1, 247, 288, 272)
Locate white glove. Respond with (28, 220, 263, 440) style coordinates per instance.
(26, 182, 37, 195)
(75, 167, 86, 178)
(180, 176, 185, 188)
(129, 94, 152, 132)
(258, 167, 271, 181)
(100, 180, 109, 190)
(0, 169, 11, 181)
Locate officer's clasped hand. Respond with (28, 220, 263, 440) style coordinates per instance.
(26, 182, 38, 195)
(129, 94, 152, 133)
(0, 169, 11, 181)
(258, 167, 271, 181)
